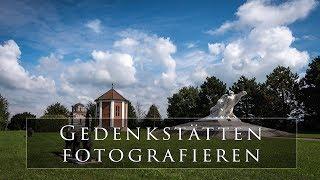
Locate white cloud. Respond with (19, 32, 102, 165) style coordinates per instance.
(77, 95, 94, 104)
(0, 40, 55, 92)
(59, 74, 75, 95)
(174, 50, 213, 85)
(302, 35, 317, 41)
(86, 19, 102, 33)
(47, 30, 178, 118)
(113, 37, 139, 48)
(185, 42, 197, 49)
(37, 53, 62, 72)
(215, 26, 309, 82)
(63, 50, 136, 87)
(207, 22, 233, 35)
(114, 30, 177, 88)
(2, 0, 317, 118)
(154, 37, 177, 88)
(191, 66, 208, 83)
(199, 0, 316, 84)
(211, 0, 317, 34)
(108, 30, 179, 116)
(208, 43, 225, 56)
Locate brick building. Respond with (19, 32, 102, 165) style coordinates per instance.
(95, 87, 128, 129)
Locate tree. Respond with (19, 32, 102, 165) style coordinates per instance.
(300, 57, 320, 130)
(304, 57, 320, 86)
(7, 112, 36, 130)
(86, 101, 96, 118)
(44, 102, 69, 117)
(167, 86, 200, 118)
(230, 76, 263, 118)
(198, 76, 227, 117)
(144, 104, 161, 127)
(127, 101, 138, 128)
(86, 101, 97, 128)
(135, 101, 146, 122)
(0, 94, 10, 130)
(265, 66, 300, 117)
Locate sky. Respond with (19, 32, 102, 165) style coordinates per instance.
(0, 0, 319, 117)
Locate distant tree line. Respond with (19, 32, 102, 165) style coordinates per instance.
(166, 57, 320, 131)
(6, 102, 70, 131)
(127, 102, 162, 129)
(0, 57, 319, 131)
(0, 98, 162, 131)
(0, 94, 9, 130)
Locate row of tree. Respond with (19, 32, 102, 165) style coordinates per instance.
(167, 67, 298, 118)
(4, 102, 69, 130)
(167, 57, 320, 131)
(0, 94, 9, 130)
(0, 97, 162, 130)
(1, 57, 319, 131)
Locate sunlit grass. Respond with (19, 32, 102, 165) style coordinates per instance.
(0, 131, 319, 179)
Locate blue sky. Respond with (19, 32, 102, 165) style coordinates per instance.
(0, 0, 319, 116)
(0, 0, 241, 59)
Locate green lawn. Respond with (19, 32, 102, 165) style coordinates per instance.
(26, 131, 296, 168)
(1, 131, 320, 179)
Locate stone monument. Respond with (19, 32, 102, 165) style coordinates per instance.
(201, 90, 247, 121)
(174, 90, 293, 138)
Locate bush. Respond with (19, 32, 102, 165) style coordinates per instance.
(7, 112, 36, 130)
(0, 121, 6, 131)
(28, 115, 69, 132)
(0, 94, 10, 130)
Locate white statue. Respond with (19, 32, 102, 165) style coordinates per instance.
(201, 90, 247, 121)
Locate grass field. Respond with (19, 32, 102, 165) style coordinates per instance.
(1, 131, 320, 179)
(26, 131, 296, 168)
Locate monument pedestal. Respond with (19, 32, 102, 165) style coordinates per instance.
(173, 119, 293, 138)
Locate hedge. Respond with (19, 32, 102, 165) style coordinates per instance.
(27, 116, 69, 132)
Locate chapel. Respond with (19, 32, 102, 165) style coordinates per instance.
(95, 86, 128, 129)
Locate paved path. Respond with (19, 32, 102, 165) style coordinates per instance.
(268, 136, 320, 141)
(297, 138, 320, 141)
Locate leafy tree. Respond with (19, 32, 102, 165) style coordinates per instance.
(7, 112, 36, 130)
(300, 57, 320, 129)
(304, 57, 320, 86)
(144, 104, 161, 127)
(0, 94, 10, 130)
(127, 101, 138, 128)
(86, 101, 97, 128)
(265, 66, 300, 117)
(44, 102, 69, 117)
(39, 103, 72, 132)
(230, 76, 263, 118)
(86, 101, 96, 118)
(135, 101, 146, 121)
(198, 76, 227, 117)
(133, 101, 146, 127)
(167, 86, 200, 118)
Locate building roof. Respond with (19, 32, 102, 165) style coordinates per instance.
(72, 103, 85, 108)
(95, 88, 127, 102)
